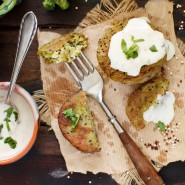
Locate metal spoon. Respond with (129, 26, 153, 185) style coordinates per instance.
(5, 11, 37, 111)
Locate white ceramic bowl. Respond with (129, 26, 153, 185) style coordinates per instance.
(0, 82, 39, 165)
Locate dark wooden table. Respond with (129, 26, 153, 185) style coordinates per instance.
(0, 0, 184, 185)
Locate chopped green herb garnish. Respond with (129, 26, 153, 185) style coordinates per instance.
(63, 108, 80, 129)
(134, 38, 145, 43)
(4, 118, 11, 131)
(126, 44, 139, 59)
(13, 111, 18, 121)
(121, 39, 127, 53)
(0, 136, 3, 140)
(121, 39, 138, 60)
(121, 36, 144, 60)
(131, 35, 134, 42)
(150, 45, 158, 52)
(71, 114, 80, 129)
(63, 108, 74, 118)
(0, 124, 3, 133)
(131, 35, 145, 43)
(4, 137, 17, 149)
(4, 106, 14, 118)
(155, 121, 166, 132)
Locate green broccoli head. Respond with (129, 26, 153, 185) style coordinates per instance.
(43, 0, 55, 11)
(56, 0, 70, 10)
(43, 0, 70, 11)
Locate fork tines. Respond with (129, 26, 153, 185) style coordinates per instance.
(65, 51, 94, 82)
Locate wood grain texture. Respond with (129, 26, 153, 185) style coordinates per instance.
(0, 0, 184, 185)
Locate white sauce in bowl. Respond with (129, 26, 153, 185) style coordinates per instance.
(0, 89, 34, 161)
(143, 91, 175, 125)
(108, 17, 175, 76)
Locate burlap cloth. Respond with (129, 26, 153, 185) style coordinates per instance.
(35, 0, 185, 184)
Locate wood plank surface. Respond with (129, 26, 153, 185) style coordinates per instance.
(0, 0, 184, 185)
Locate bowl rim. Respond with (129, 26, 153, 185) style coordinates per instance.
(0, 82, 39, 165)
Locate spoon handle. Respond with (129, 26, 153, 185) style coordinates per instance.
(6, 11, 37, 102)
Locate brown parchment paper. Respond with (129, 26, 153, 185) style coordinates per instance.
(37, 0, 185, 183)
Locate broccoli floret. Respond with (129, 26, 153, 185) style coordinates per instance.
(43, 0, 55, 11)
(56, 0, 70, 10)
(43, 0, 70, 11)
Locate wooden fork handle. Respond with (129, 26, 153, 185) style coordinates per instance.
(99, 101, 164, 185)
(119, 131, 164, 185)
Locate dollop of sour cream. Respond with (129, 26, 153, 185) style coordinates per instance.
(108, 17, 175, 76)
(143, 91, 175, 125)
(0, 90, 34, 161)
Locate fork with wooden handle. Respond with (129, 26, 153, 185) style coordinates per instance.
(65, 51, 164, 185)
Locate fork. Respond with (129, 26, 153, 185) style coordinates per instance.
(65, 51, 164, 185)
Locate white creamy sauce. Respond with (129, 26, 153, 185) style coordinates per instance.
(108, 17, 175, 76)
(143, 91, 175, 125)
(0, 90, 34, 160)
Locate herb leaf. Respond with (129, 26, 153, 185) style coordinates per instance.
(4, 137, 17, 149)
(0, 124, 3, 133)
(155, 121, 166, 132)
(63, 108, 74, 118)
(0, 136, 3, 140)
(150, 45, 158, 52)
(4, 118, 11, 131)
(134, 39, 145, 43)
(126, 44, 139, 59)
(121, 39, 127, 53)
(131, 35, 134, 42)
(4, 107, 14, 118)
(71, 114, 80, 129)
(131, 35, 144, 43)
(121, 36, 144, 60)
(63, 108, 80, 129)
(13, 111, 18, 121)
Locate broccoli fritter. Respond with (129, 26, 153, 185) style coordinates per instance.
(38, 32, 88, 63)
(97, 21, 167, 84)
(126, 77, 169, 129)
(58, 91, 101, 153)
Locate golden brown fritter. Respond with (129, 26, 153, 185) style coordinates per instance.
(38, 33, 88, 63)
(97, 21, 166, 84)
(126, 77, 169, 130)
(58, 91, 100, 153)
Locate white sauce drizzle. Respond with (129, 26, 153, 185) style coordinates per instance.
(108, 17, 175, 76)
(0, 90, 34, 161)
(143, 91, 175, 125)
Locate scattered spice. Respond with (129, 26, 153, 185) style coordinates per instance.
(144, 140, 161, 150)
(162, 123, 180, 148)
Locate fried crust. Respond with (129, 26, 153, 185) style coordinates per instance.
(97, 21, 166, 84)
(126, 77, 169, 129)
(58, 91, 100, 153)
